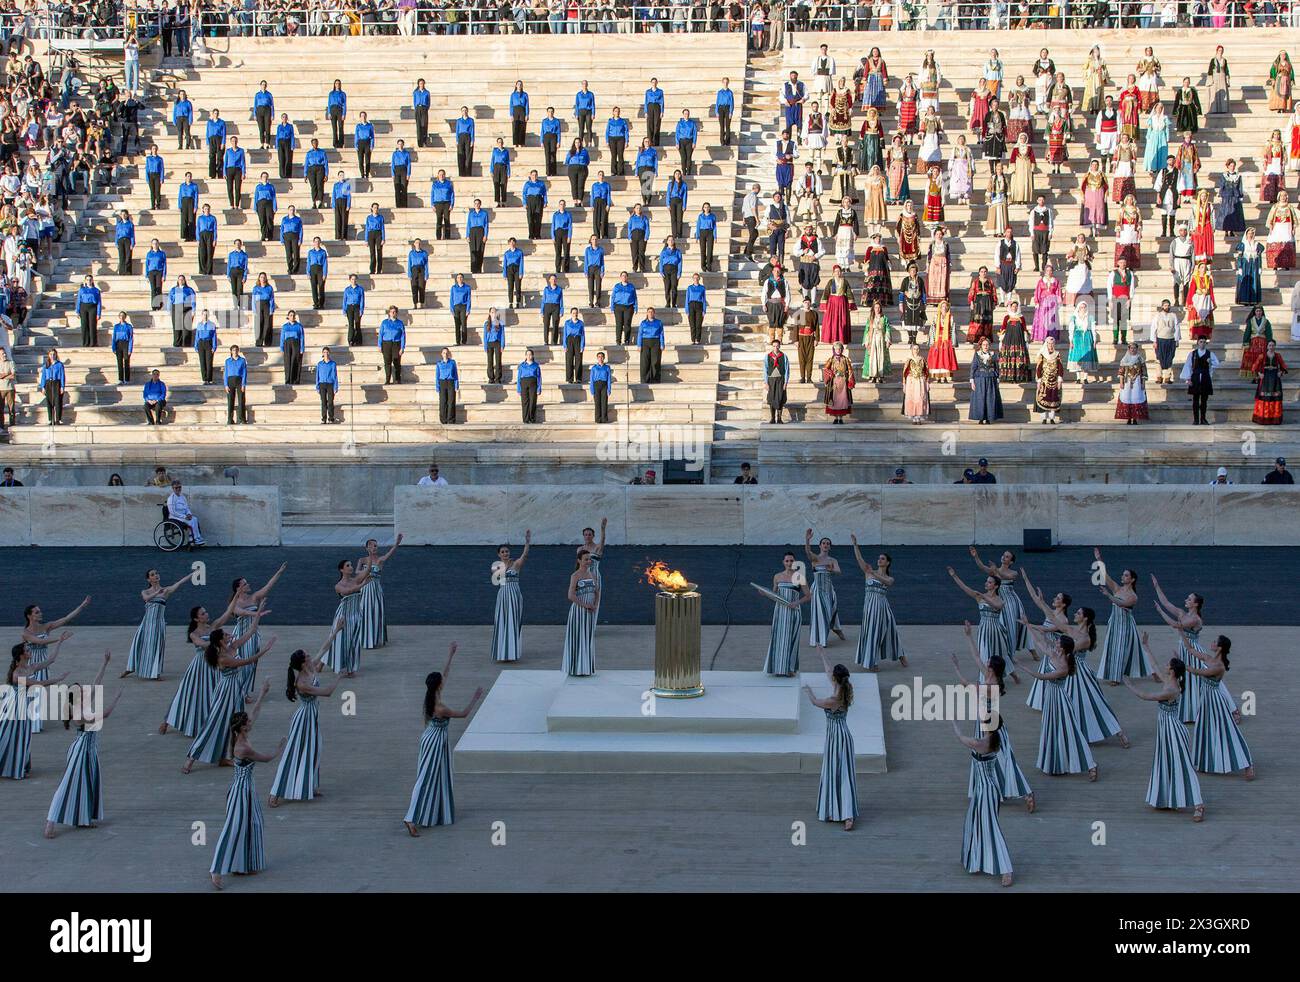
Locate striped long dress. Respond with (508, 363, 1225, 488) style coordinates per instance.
(269, 676, 321, 801)
(963, 751, 1013, 876)
(233, 606, 261, 700)
(855, 579, 903, 669)
(322, 591, 363, 674)
(997, 578, 1029, 653)
(1146, 698, 1203, 809)
(0, 683, 33, 779)
(164, 640, 220, 737)
(357, 563, 387, 649)
(1191, 676, 1253, 774)
(45, 727, 102, 828)
(763, 581, 802, 676)
(808, 565, 843, 647)
(1178, 627, 1205, 723)
(589, 554, 602, 623)
(1036, 674, 1097, 775)
(126, 596, 168, 679)
(817, 707, 858, 822)
(490, 569, 523, 662)
(1025, 617, 1060, 710)
(976, 601, 1013, 669)
(561, 578, 597, 677)
(1096, 601, 1150, 682)
(968, 716, 1033, 801)
(210, 758, 266, 875)
(404, 715, 454, 827)
(26, 634, 49, 734)
(186, 665, 241, 764)
(1064, 648, 1125, 743)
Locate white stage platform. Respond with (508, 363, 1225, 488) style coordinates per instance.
(454, 670, 887, 774)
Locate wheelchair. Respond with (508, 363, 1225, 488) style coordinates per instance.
(154, 504, 195, 552)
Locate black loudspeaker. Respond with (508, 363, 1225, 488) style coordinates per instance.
(1023, 528, 1053, 552)
(661, 458, 705, 485)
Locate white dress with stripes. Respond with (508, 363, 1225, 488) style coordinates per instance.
(186, 665, 241, 764)
(1064, 648, 1125, 743)
(26, 634, 49, 734)
(404, 715, 454, 827)
(164, 639, 220, 737)
(976, 601, 1014, 670)
(968, 716, 1032, 800)
(46, 727, 103, 827)
(126, 595, 168, 679)
(1096, 601, 1151, 682)
(963, 751, 1013, 876)
(357, 562, 387, 649)
(817, 707, 859, 822)
(0, 680, 33, 779)
(1036, 673, 1097, 775)
(855, 578, 903, 668)
(763, 581, 802, 676)
(1177, 627, 1205, 724)
(1025, 617, 1059, 710)
(1191, 675, 1252, 774)
(233, 606, 261, 699)
(1146, 697, 1203, 809)
(322, 591, 363, 674)
(490, 568, 523, 662)
(269, 676, 322, 801)
(561, 578, 597, 677)
(210, 758, 266, 874)
(808, 565, 842, 647)
(997, 578, 1029, 653)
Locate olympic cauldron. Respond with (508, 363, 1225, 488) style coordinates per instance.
(641, 561, 705, 699)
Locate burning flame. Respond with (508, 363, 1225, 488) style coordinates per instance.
(642, 560, 690, 592)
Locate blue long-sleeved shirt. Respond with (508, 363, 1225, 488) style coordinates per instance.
(522, 178, 547, 206)
(502, 247, 524, 278)
(637, 318, 665, 346)
(583, 246, 605, 274)
(626, 213, 650, 239)
(172, 99, 192, 125)
(115, 220, 135, 245)
(449, 282, 472, 312)
(483, 317, 505, 347)
(716, 88, 735, 113)
(412, 87, 430, 110)
(657, 247, 682, 273)
(540, 284, 564, 309)
(540, 116, 562, 141)
(515, 361, 541, 393)
(563, 318, 585, 350)
(327, 89, 347, 116)
(665, 178, 688, 206)
(430, 178, 455, 207)
(363, 212, 385, 242)
(307, 248, 328, 276)
(695, 212, 717, 237)
(143, 378, 167, 403)
(224, 356, 248, 386)
(378, 317, 406, 352)
(685, 283, 708, 310)
(675, 118, 698, 144)
(490, 146, 511, 175)
(455, 116, 475, 142)
(253, 181, 277, 210)
(391, 148, 411, 173)
(588, 362, 612, 395)
(465, 209, 490, 238)
(315, 360, 338, 392)
(635, 148, 658, 173)
(111, 320, 133, 352)
(145, 248, 167, 276)
(304, 147, 328, 173)
(205, 117, 226, 143)
(251, 283, 275, 311)
(407, 250, 428, 277)
(276, 122, 297, 147)
(39, 361, 66, 388)
(551, 209, 572, 239)
(434, 359, 459, 392)
(168, 285, 196, 308)
(611, 281, 638, 311)
(77, 285, 102, 315)
(590, 181, 612, 207)
(145, 153, 165, 178)
(177, 181, 199, 207)
(331, 180, 352, 207)
(343, 283, 365, 313)
(279, 320, 305, 350)
(355, 121, 375, 144)
(279, 215, 302, 241)
(574, 89, 596, 116)
(196, 213, 217, 240)
(194, 320, 219, 349)
(226, 250, 248, 276)
(509, 90, 530, 119)
(565, 148, 590, 168)
(644, 87, 665, 113)
(223, 146, 246, 173)
(253, 89, 274, 112)
(605, 116, 629, 141)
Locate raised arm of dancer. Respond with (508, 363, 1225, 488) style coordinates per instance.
(91, 650, 112, 688)
(251, 562, 288, 602)
(1092, 547, 1120, 592)
(968, 545, 997, 576)
(377, 533, 405, 564)
(41, 596, 91, 633)
(161, 572, 193, 598)
(249, 734, 289, 763)
(513, 530, 533, 570)
(946, 566, 981, 600)
(229, 634, 276, 669)
(1015, 652, 1066, 681)
(804, 529, 820, 567)
(209, 597, 240, 633)
(849, 534, 872, 575)
(339, 568, 371, 595)
(246, 680, 273, 725)
(1149, 574, 1182, 618)
(441, 641, 459, 680)
(957, 621, 985, 676)
(36, 631, 74, 670)
(1018, 568, 1051, 617)
(224, 604, 268, 655)
(446, 686, 485, 719)
(951, 718, 991, 753)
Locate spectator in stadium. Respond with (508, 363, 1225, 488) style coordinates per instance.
(166, 480, 204, 546)
(734, 462, 758, 484)
(148, 466, 172, 489)
(968, 458, 997, 483)
(418, 465, 449, 486)
(1263, 457, 1294, 484)
(1210, 466, 1234, 486)
(143, 369, 168, 426)
(1, 466, 22, 486)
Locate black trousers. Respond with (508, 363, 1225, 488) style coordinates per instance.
(468, 229, 485, 273)
(180, 198, 196, 240)
(553, 231, 570, 273)
(147, 172, 162, 209)
(283, 339, 302, 384)
(229, 269, 245, 300)
(148, 270, 164, 303)
(669, 200, 685, 239)
(453, 304, 469, 345)
(393, 166, 409, 208)
(171, 307, 194, 347)
(117, 238, 132, 275)
(255, 105, 272, 145)
(410, 270, 427, 306)
(526, 199, 543, 239)
(307, 165, 326, 206)
(614, 305, 635, 345)
(592, 380, 609, 423)
(505, 267, 523, 307)
(631, 232, 647, 272)
(719, 107, 732, 145)
(382, 340, 403, 383)
(256, 199, 275, 240)
(542, 303, 561, 344)
(640, 338, 662, 383)
(565, 336, 583, 382)
(329, 107, 344, 147)
(226, 169, 242, 207)
(485, 341, 503, 382)
(368, 231, 383, 273)
(310, 268, 326, 308)
(434, 202, 451, 239)
(319, 386, 336, 422)
(356, 139, 372, 178)
(698, 230, 715, 271)
(198, 232, 215, 274)
(145, 399, 166, 424)
(113, 339, 131, 382)
(492, 164, 508, 205)
(608, 136, 626, 175)
(512, 111, 527, 147)
(543, 134, 558, 175)
(415, 106, 430, 147)
(283, 233, 301, 274)
(197, 339, 215, 382)
(346, 304, 362, 345)
(439, 384, 457, 424)
(333, 202, 349, 240)
(593, 199, 609, 239)
(647, 105, 662, 145)
(457, 135, 473, 177)
(207, 138, 223, 178)
(587, 270, 603, 307)
(277, 139, 294, 178)
(519, 376, 538, 422)
(576, 109, 593, 144)
(255, 301, 274, 346)
(743, 216, 758, 258)
(78, 303, 99, 346)
(226, 384, 247, 423)
(568, 165, 587, 201)
(1192, 391, 1210, 424)
(44, 380, 62, 423)
(662, 267, 679, 306)
(688, 301, 704, 343)
(677, 140, 694, 175)
(175, 118, 191, 150)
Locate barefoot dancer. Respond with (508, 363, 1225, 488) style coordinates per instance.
(952, 719, 1014, 887)
(268, 619, 344, 807)
(1150, 575, 1212, 723)
(1169, 629, 1255, 780)
(762, 552, 811, 677)
(1094, 548, 1151, 683)
(491, 531, 531, 662)
(183, 610, 274, 773)
(1018, 567, 1070, 710)
(1, 639, 71, 779)
(1123, 645, 1205, 822)
(357, 534, 403, 650)
(122, 569, 192, 680)
(45, 651, 122, 838)
(805, 529, 847, 648)
(954, 626, 1035, 813)
(323, 560, 371, 678)
(850, 535, 905, 670)
(160, 599, 237, 737)
(20, 597, 90, 733)
(803, 650, 858, 831)
(578, 517, 608, 621)
(946, 566, 1018, 683)
(968, 546, 1029, 656)
(1017, 634, 1099, 781)
(229, 564, 287, 699)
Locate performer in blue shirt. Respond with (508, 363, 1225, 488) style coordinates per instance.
(280, 204, 303, 274)
(565, 139, 590, 202)
(483, 306, 506, 383)
(252, 80, 274, 148)
(144, 143, 165, 209)
(110, 312, 134, 382)
(251, 271, 276, 346)
(363, 202, 385, 274)
(279, 310, 306, 384)
(611, 270, 639, 345)
(657, 236, 683, 307)
(590, 170, 612, 239)
(489, 137, 511, 207)
(540, 107, 562, 176)
(605, 106, 629, 176)
(222, 135, 246, 207)
(455, 107, 475, 178)
(275, 113, 297, 178)
(449, 273, 472, 346)
(144, 237, 167, 304)
(627, 202, 650, 273)
(195, 203, 217, 275)
(716, 78, 735, 146)
(563, 307, 586, 383)
(391, 139, 412, 208)
(253, 171, 278, 241)
(194, 310, 219, 383)
(510, 80, 530, 148)
(331, 170, 353, 240)
(674, 109, 698, 176)
(378, 306, 406, 384)
(226, 239, 248, 300)
(644, 77, 665, 146)
(177, 171, 199, 241)
(224, 345, 248, 424)
(665, 169, 689, 239)
(115, 209, 135, 275)
(635, 138, 658, 206)
(315, 347, 339, 423)
(583, 235, 606, 307)
(638, 308, 665, 384)
(551, 199, 573, 274)
(695, 201, 718, 272)
(407, 239, 429, 307)
(307, 237, 329, 309)
(589, 350, 613, 423)
(574, 81, 596, 146)
(172, 90, 193, 150)
(168, 275, 197, 346)
(465, 199, 489, 274)
(143, 370, 168, 425)
(502, 237, 525, 309)
(327, 79, 347, 148)
(522, 169, 547, 239)
(430, 168, 455, 240)
(540, 274, 564, 345)
(304, 139, 328, 208)
(685, 272, 709, 344)
(516, 348, 541, 423)
(204, 108, 226, 179)
(38, 351, 65, 424)
(413, 78, 432, 148)
(354, 111, 375, 179)
(435, 347, 460, 424)
(343, 273, 366, 346)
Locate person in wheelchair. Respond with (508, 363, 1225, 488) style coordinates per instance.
(165, 480, 205, 547)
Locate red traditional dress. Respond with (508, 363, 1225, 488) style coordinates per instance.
(1110, 143, 1137, 202)
(1114, 203, 1142, 268)
(1118, 85, 1142, 140)
(822, 352, 856, 418)
(1190, 192, 1216, 262)
(818, 275, 857, 344)
(895, 208, 922, 261)
(1252, 352, 1288, 424)
(926, 308, 959, 376)
(897, 82, 919, 136)
(1185, 267, 1216, 339)
(1266, 200, 1298, 269)
(1047, 116, 1068, 165)
(1261, 138, 1286, 203)
(968, 91, 990, 138)
(923, 169, 944, 222)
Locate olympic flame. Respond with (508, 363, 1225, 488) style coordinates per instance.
(642, 560, 690, 592)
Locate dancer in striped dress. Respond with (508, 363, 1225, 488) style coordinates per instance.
(578, 518, 608, 622)
(1, 639, 70, 780)
(562, 551, 601, 677)
(954, 628, 1035, 812)
(1123, 652, 1204, 821)
(45, 652, 122, 838)
(356, 533, 403, 650)
(228, 564, 288, 699)
(968, 546, 1029, 655)
(1019, 568, 1072, 710)
(183, 613, 275, 772)
(1019, 635, 1099, 780)
(21, 597, 90, 733)
(850, 535, 905, 670)
(1022, 606, 1129, 748)
(122, 568, 192, 680)
(159, 600, 237, 736)
(1094, 548, 1151, 683)
(947, 567, 1019, 684)
(952, 719, 1014, 887)
(803, 651, 857, 830)
(1150, 576, 1208, 723)
(762, 552, 811, 677)
(491, 531, 531, 662)
(269, 620, 344, 807)
(210, 681, 287, 889)
(404, 642, 484, 836)
(322, 560, 371, 678)
(804, 529, 847, 648)
(1176, 631, 1255, 779)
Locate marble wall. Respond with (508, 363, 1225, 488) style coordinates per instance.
(395, 485, 1300, 546)
(0, 487, 281, 547)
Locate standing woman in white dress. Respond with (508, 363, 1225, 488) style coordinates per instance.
(228, 563, 287, 699)
(562, 550, 600, 677)
(268, 619, 344, 807)
(356, 534, 403, 650)
(122, 568, 193, 681)
(946, 566, 1017, 683)
(44, 651, 121, 838)
(578, 517, 608, 621)
(491, 530, 531, 663)
(1018, 634, 1099, 781)
(1123, 644, 1204, 821)
(804, 651, 857, 831)
(851, 535, 905, 670)
(21, 597, 90, 734)
(953, 627, 1035, 813)
(762, 552, 811, 677)
(1093, 547, 1151, 683)
(804, 529, 847, 648)
(209, 681, 287, 890)
(322, 560, 371, 679)
(1174, 630, 1254, 780)
(968, 546, 1029, 656)
(952, 718, 1014, 887)
(404, 642, 483, 837)
(183, 612, 274, 773)
(159, 598, 237, 736)
(1150, 575, 1208, 724)
(1, 637, 70, 780)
